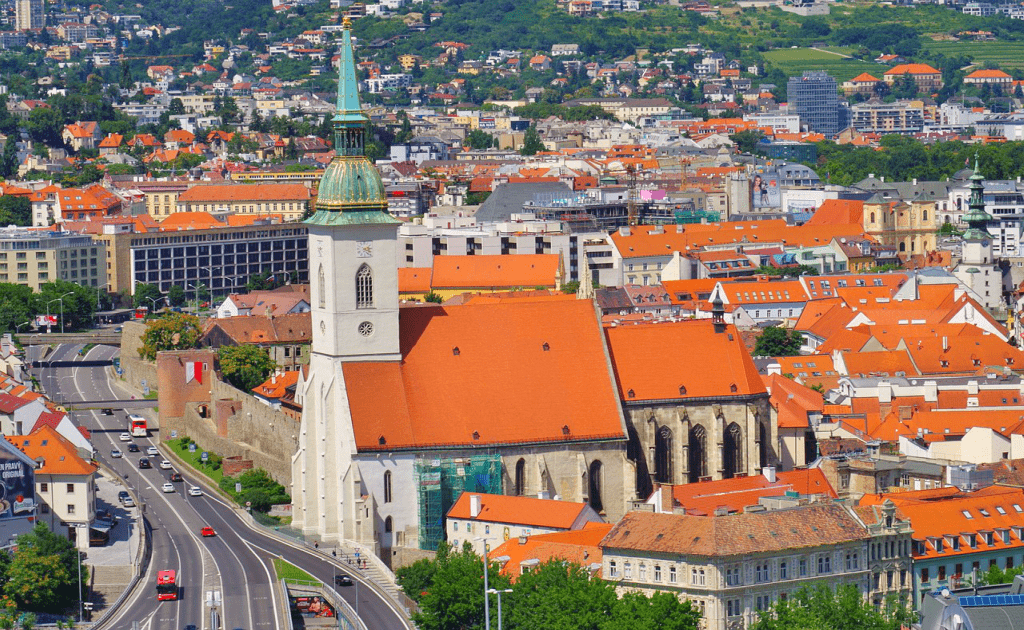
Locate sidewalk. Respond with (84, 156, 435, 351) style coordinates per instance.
(84, 469, 142, 615)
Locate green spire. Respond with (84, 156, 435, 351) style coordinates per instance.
(962, 154, 992, 241)
(333, 17, 367, 156)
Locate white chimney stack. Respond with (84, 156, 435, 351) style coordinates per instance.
(470, 494, 481, 518)
(763, 466, 776, 483)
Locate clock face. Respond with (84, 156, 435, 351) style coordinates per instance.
(356, 241, 373, 258)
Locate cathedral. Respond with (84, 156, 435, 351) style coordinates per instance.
(291, 23, 775, 565)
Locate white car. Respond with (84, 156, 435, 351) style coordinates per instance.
(119, 433, 132, 442)
(146, 446, 159, 457)
(123, 497, 136, 508)
(159, 460, 172, 470)
(110, 449, 123, 459)
(161, 483, 174, 493)
(188, 486, 202, 497)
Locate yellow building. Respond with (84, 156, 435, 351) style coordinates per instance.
(863, 196, 937, 256)
(0, 227, 105, 291)
(176, 183, 310, 221)
(398, 54, 422, 72)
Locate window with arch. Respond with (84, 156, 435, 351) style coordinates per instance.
(384, 516, 393, 533)
(688, 425, 707, 483)
(723, 422, 743, 479)
(318, 265, 325, 309)
(356, 264, 373, 309)
(655, 426, 673, 484)
(923, 210, 928, 221)
(383, 470, 392, 504)
(870, 212, 875, 223)
(514, 458, 526, 496)
(589, 460, 604, 513)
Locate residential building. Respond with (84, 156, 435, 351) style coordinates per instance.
(201, 313, 311, 372)
(883, 64, 944, 92)
(127, 217, 308, 297)
(850, 100, 925, 135)
(964, 69, 1013, 86)
(8, 426, 97, 549)
(15, 0, 44, 30)
(841, 73, 883, 97)
(446, 492, 603, 557)
(787, 71, 844, 137)
(57, 184, 122, 223)
(0, 227, 104, 291)
(601, 503, 876, 630)
(489, 522, 612, 580)
(176, 183, 310, 221)
(863, 485, 1024, 607)
(215, 287, 311, 318)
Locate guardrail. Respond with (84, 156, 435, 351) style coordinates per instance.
(281, 578, 367, 630)
(89, 517, 152, 630)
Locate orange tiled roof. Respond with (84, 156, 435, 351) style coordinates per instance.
(766, 373, 823, 428)
(668, 469, 837, 515)
(398, 267, 432, 293)
(252, 370, 300, 399)
(178, 183, 309, 203)
(605, 320, 765, 401)
(6, 425, 96, 476)
(448, 492, 593, 528)
(430, 254, 559, 290)
(489, 522, 612, 580)
(966, 69, 1011, 79)
(806, 199, 864, 226)
(344, 300, 625, 451)
(849, 73, 881, 83)
(884, 63, 940, 76)
(861, 485, 1024, 560)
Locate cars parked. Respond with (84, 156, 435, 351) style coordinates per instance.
(123, 496, 136, 508)
(118, 491, 130, 504)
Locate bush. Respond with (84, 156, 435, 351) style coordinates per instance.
(219, 468, 290, 513)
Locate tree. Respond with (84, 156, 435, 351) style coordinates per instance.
(396, 557, 437, 603)
(4, 524, 84, 611)
(35, 280, 96, 332)
(133, 283, 164, 310)
(246, 271, 284, 292)
(139, 313, 203, 360)
(754, 326, 803, 357)
(730, 129, 764, 155)
(465, 129, 494, 150)
(0, 197, 30, 226)
(167, 285, 186, 308)
(520, 125, 544, 156)
(25, 107, 64, 148)
(410, 542, 511, 630)
(0, 137, 18, 179)
(423, 291, 443, 304)
(217, 344, 275, 392)
(749, 584, 912, 630)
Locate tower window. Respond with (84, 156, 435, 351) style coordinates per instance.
(318, 265, 325, 308)
(356, 264, 373, 308)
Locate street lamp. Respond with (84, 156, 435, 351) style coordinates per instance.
(145, 296, 161, 315)
(14, 321, 29, 334)
(488, 588, 513, 630)
(187, 283, 201, 312)
(46, 291, 74, 334)
(474, 537, 492, 630)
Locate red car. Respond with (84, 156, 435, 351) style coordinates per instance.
(200, 527, 216, 537)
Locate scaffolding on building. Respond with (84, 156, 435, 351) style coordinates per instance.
(675, 209, 721, 224)
(415, 454, 503, 551)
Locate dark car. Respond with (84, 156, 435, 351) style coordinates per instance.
(334, 574, 352, 586)
(118, 491, 130, 504)
(96, 509, 118, 525)
(138, 457, 151, 469)
(127, 443, 140, 452)
(101, 408, 113, 416)
(169, 472, 183, 482)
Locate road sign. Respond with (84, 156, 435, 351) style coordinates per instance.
(189, 443, 196, 453)
(142, 385, 150, 397)
(235, 482, 242, 493)
(201, 452, 208, 462)
(170, 430, 178, 439)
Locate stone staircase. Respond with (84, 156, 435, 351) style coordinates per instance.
(88, 564, 133, 614)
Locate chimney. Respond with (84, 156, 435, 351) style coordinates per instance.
(537, 490, 550, 500)
(470, 494, 481, 518)
(518, 535, 528, 545)
(942, 336, 949, 351)
(763, 466, 776, 483)
(912, 178, 917, 186)
(271, 373, 277, 384)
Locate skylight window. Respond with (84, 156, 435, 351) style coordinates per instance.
(1014, 504, 1022, 513)
(963, 510, 974, 519)
(997, 506, 1007, 515)
(979, 509, 990, 517)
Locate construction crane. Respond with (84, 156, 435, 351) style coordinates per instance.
(626, 163, 640, 227)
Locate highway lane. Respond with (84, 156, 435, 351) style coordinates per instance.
(43, 343, 410, 630)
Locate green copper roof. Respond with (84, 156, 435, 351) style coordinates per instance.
(963, 154, 992, 241)
(314, 156, 388, 213)
(306, 209, 401, 226)
(333, 19, 366, 126)
(307, 19, 393, 224)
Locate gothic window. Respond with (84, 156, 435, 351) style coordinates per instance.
(589, 460, 603, 513)
(514, 459, 526, 496)
(655, 427, 673, 484)
(870, 212, 875, 223)
(724, 423, 743, 479)
(356, 264, 373, 308)
(384, 516, 393, 532)
(318, 265, 325, 309)
(384, 470, 392, 503)
(688, 425, 707, 483)
(759, 422, 768, 468)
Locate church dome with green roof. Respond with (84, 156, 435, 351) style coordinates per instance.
(307, 18, 396, 225)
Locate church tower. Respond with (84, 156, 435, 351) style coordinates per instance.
(292, 19, 400, 541)
(953, 156, 1001, 311)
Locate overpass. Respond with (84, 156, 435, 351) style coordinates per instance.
(19, 331, 122, 346)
